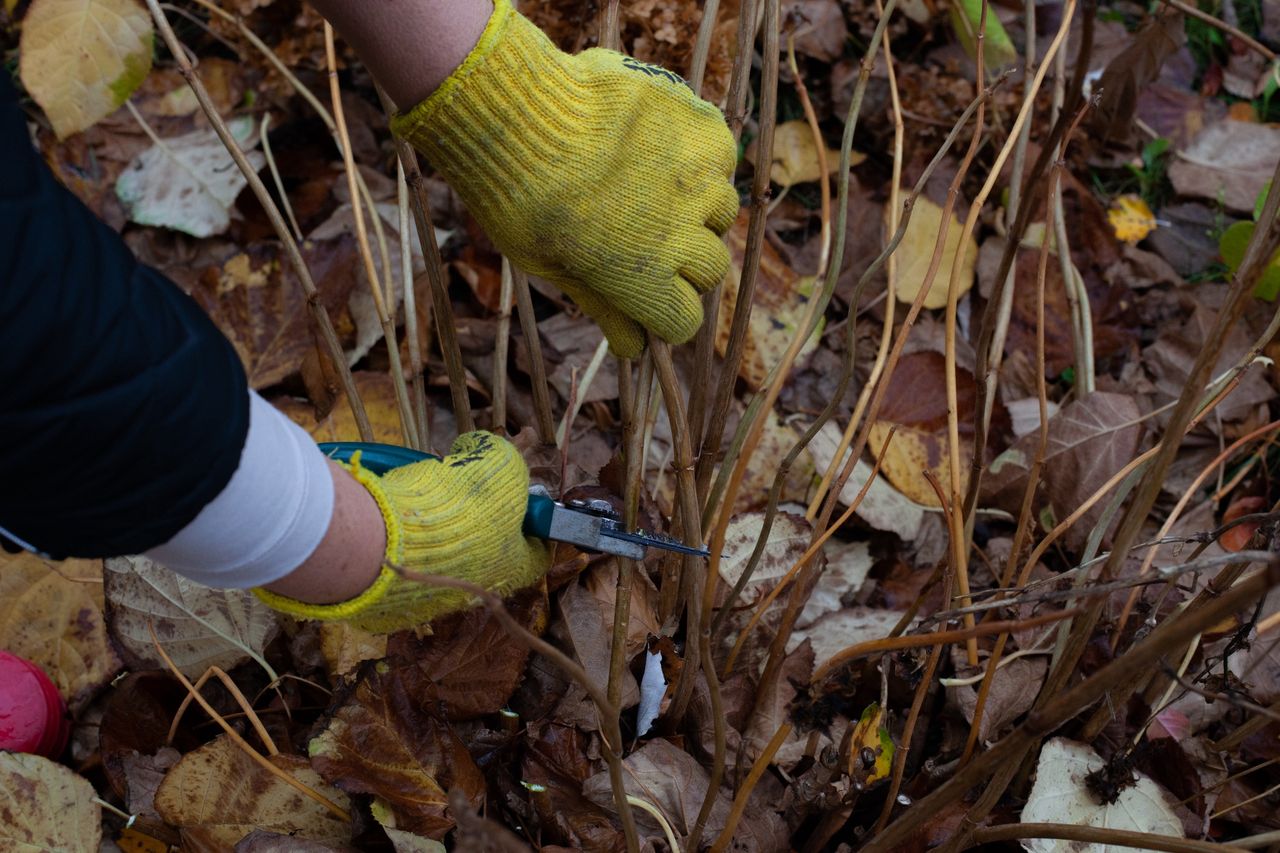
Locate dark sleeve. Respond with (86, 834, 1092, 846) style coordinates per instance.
(0, 74, 250, 559)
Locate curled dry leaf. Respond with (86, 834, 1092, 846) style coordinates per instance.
(155, 734, 353, 850)
(889, 196, 978, 311)
(0, 552, 121, 713)
(18, 0, 153, 138)
(116, 117, 266, 238)
(308, 660, 486, 839)
(0, 752, 101, 851)
(104, 555, 280, 679)
(1020, 738, 1183, 852)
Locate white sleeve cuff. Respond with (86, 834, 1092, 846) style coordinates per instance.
(144, 390, 335, 588)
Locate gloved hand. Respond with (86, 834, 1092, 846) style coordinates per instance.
(392, 0, 739, 358)
(254, 432, 547, 633)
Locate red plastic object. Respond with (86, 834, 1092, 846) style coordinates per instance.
(0, 651, 69, 757)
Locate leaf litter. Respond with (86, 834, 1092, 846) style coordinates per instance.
(6, 0, 1280, 848)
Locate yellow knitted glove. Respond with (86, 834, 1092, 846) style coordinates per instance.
(254, 433, 547, 634)
(392, 0, 739, 358)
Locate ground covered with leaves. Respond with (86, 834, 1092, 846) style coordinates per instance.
(4, 0, 1280, 849)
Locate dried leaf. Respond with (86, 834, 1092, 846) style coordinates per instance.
(582, 738, 788, 851)
(720, 210, 824, 389)
(790, 607, 905, 673)
(116, 117, 265, 237)
(155, 734, 353, 849)
(1090, 11, 1186, 140)
(275, 371, 411, 444)
(0, 552, 121, 713)
(718, 511, 812, 593)
(317, 622, 388, 680)
(889, 197, 978, 311)
(983, 392, 1144, 553)
(866, 351, 975, 507)
(745, 120, 858, 187)
(1169, 119, 1280, 212)
(384, 588, 547, 720)
(798, 539, 873, 628)
(309, 661, 485, 838)
(785, 0, 849, 61)
(104, 555, 280, 679)
(0, 752, 101, 850)
(808, 421, 925, 540)
(18, 0, 153, 138)
(191, 238, 360, 389)
(947, 653, 1047, 744)
(1020, 738, 1183, 851)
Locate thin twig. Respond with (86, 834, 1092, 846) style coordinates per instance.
(398, 160, 430, 451)
(492, 259, 515, 432)
(258, 113, 302, 242)
(167, 665, 279, 755)
(1160, 0, 1277, 60)
(708, 722, 791, 853)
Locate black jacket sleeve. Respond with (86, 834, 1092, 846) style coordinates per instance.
(0, 74, 250, 558)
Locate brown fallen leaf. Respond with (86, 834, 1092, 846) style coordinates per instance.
(190, 237, 360, 390)
(582, 737, 788, 851)
(104, 555, 280, 679)
(0, 752, 101, 851)
(521, 720, 622, 849)
(745, 119, 859, 187)
(1168, 119, 1280, 212)
(1089, 10, 1186, 141)
(309, 659, 486, 838)
(0, 552, 121, 714)
(155, 734, 353, 850)
(946, 650, 1048, 744)
(982, 391, 1144, 554)
(867, 351, 976, 507)
(384, 587, 548, 720)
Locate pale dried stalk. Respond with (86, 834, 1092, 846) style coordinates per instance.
(513, 268, 557, 444)
(708, 722, 792, 853)
(942, 0, 1080, 666)
(144, 0, 373, 440)
(491, 259, 516, 431)
(398, 161, 431, 450)
(258, 113, 302, 241)
(325, 25, 417, 445)
(167, 665, 279, 755)
(556, 338, 609, 446)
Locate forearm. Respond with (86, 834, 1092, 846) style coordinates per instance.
(308, 0, 493, 109)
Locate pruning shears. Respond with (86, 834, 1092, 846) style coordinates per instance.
(318, 442, 710, 560)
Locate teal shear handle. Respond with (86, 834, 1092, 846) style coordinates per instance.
(317, 441, 560, 543)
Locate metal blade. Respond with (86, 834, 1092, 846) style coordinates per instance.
(600, 528, 711, 558)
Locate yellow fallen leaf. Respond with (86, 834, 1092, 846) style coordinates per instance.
(746, 120, 863, 187)
(19, 0, 154, 138)
(889, 197, 978, 310)
(868, 420, 970, 507)
(1108, 194, 1158, 244)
